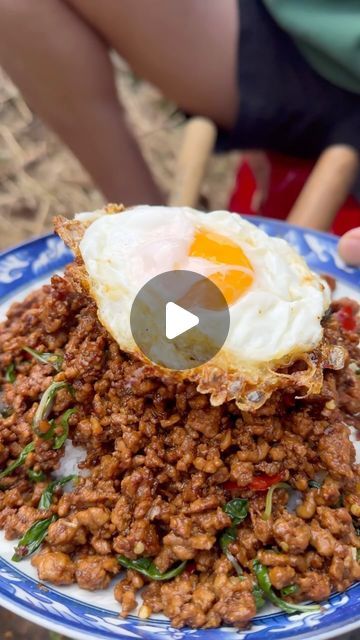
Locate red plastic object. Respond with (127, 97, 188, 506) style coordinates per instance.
(228, 153, 360, 236)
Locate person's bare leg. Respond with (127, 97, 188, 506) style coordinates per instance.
(0, 0, 162, 204)
(0, 0, 238, 205)
(65, 0, 239, 130)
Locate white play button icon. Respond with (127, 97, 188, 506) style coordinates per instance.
(130, 270, 230, 370)
(166, 302, 199, 340)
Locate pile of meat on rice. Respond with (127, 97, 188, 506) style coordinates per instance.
(0, 269, 359, 630)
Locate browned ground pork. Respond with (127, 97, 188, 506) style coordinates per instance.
(0, 272, 359, 630)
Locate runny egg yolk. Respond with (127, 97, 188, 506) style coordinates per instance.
(189, 228, 254, 305)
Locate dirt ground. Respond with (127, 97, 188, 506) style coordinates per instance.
(0, 611, 67, 640)
(0, 57, 240, 640)
(0, 58, 239, 253)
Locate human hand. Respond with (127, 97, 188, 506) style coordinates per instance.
(338, 228, 360, 266)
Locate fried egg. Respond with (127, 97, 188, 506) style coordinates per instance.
(62, 205, 336, 409)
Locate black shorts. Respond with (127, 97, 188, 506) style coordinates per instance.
(217, 0, 360, 159)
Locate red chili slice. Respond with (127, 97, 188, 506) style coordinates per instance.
(223, 473, 284, 494)
(336, 304, 357, 331)
(248, 473, 284, 492)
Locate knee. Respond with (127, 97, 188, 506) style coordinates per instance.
(0, 0, 32, 17)
(0, 0, 67, 31)
(0, 0, 36, 32)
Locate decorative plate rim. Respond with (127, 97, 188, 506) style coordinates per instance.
(0, 217, 350, 258)
(0, 217, 359, 640)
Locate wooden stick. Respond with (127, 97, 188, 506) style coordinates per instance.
(287, 145, 360, 230)
(168, 117, 217, 208)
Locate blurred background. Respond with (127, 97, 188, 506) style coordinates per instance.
(0, 58, 239, 252)
(0, 54, 239, 640)
(0, 2, 359, 636)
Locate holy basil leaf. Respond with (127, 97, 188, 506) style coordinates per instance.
(28, 469, 47, 483)
(253, 583, 266, 610)
(308, 480, 322, 489)
(253, 560, 321, 614)
(0, 442, 35, 479)
(33, 381, 71, 436)
(219, 499, 248, 577)
(40, 419, 56, 442)
(23, 347, 63, 373)
(219, 526, 237, 555)
(53, 408, 76, 450)
(262, 482, 291, 520)
(12, 475, 75, 561)
(4, 363, 16, 383)
(117, 556, 187, 581)
(39, 475, 76, 510)
(12, 515, 58, 561)
(281, 584, 299, 597)
(223, 499, 248, 526)
(219, 526, 243, 576)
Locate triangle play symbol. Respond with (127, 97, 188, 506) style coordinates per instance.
(166, 302, 199, 340)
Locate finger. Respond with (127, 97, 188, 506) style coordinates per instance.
(288, 146, 360, 231)
(338, 227, 360, 266)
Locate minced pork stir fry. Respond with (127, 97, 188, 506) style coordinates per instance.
(0, 271, 359, 629)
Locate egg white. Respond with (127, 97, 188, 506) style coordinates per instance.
(78, 205, 330, 377)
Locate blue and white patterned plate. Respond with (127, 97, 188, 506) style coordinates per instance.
(0, 217, 359, 640)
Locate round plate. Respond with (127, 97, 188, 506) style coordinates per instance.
(0, 217, 359, 640)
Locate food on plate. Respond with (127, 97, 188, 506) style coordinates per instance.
(55, 205, 339, 410)
(0, 205, 359, 630)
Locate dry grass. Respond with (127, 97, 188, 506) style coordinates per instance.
(0, 67, 102, 251)
(0, 58, 239, 252)
(0, 55, 239, 637)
